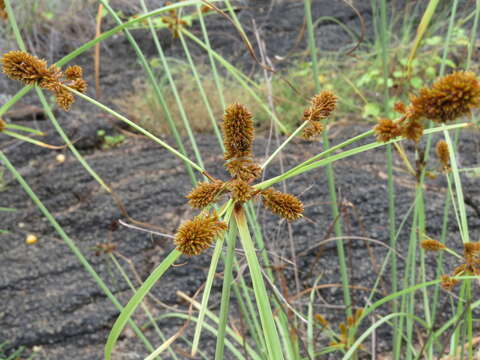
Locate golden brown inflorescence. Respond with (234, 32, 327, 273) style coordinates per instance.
(64, 65, 83, 80)
(174, 213, 228, 256)
(374, 118, 401, 143)
(435, 140, 450, 170)
(222, 103, 255, 160)
(225, 158, 262, 182)
(420, 239, 446, 252)
(330, 309, 364, 351)
(302, 91, 337, 140)
(440, 275, 459, 291)
(227, 179, 255, 203)
(409, 71, 480, 123)
(438, 242, 480, 291)
(261, 188, 304, 221)
(0, 0, 7, 20)
(374, 72, 480, 144)
(1, 51, 87, 111)
(174, 101, 306, 255)
(0, 118, 5, 132)
(186, 180, 225, 209)
(161, 2, 189, 38)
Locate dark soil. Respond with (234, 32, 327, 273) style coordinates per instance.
(1, 1, 480, 359)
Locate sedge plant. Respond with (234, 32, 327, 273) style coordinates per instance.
(2, 0, 480, 359)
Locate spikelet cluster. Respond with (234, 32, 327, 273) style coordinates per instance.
(176, 100, 309, 256)
(225, 158, 262, 182)
(301, 91, 336, 140)
(186, 180, 224, 209)
(330, 309, 364, 350)
(409, 71, 480, 123)
(223, 103, 255, 160)
(0, 118, 5, 132)
(439, 242, 480, 291)
(174, 213, 227, 256)
(222, 103, 262, 182)
(228, 179, 255, 203)
(440, 275, 459, 291)
(435, 140, 450, 170)
(261, 188, 304, 221)
(315, 314, 329, 327)
(420, 239, 446, 251)
(374, 118, 401, 142)
(1, 51, 86, 111)
(303, 91, 337, 122)
(400, 119, 424, 143)
(302, 121, 324, 140)
(0, 0, 7, 20)
(162, 2, 189, 38)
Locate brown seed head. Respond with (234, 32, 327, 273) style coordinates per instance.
(409, 71, 480, 123)
(464, 242, 480, 263)
(228, 179, 255, 203)
(394, 101, 407, 114)
(0, 117, 5, 132)
(420, 239, 446, 251)
(70, 78, 87, 94)
(225, 158, 262, 182)
(222, 103, 255, 160)
(303, 91, 337, 122)
(200, 4, 212, 13)
(0, 0, 7, 20)
(314, 314, 329, 327)
(261, 188, 304, 221)
(2, 51, 51, 85)
(174, 213, 228, 256)
(64, 65, 83, 80)
(354, 308, 364, 323)
(186, 180, 224, 209)
(441, 274, 459, 291)
(435, 140, 450, 170)
(55, 87, 75, 111)
(301, 121, 324, 140)
(400, 119, 424, 142)
(374, 118, 401, 143)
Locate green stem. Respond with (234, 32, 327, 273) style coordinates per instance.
(65, 86, 205, 175)
(215, 220, 238, 359)
(105, 249, 181, 360)
(261, 122, 308, 169)
(100, 0, 197, 184)
(234, 206, 284, 360)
